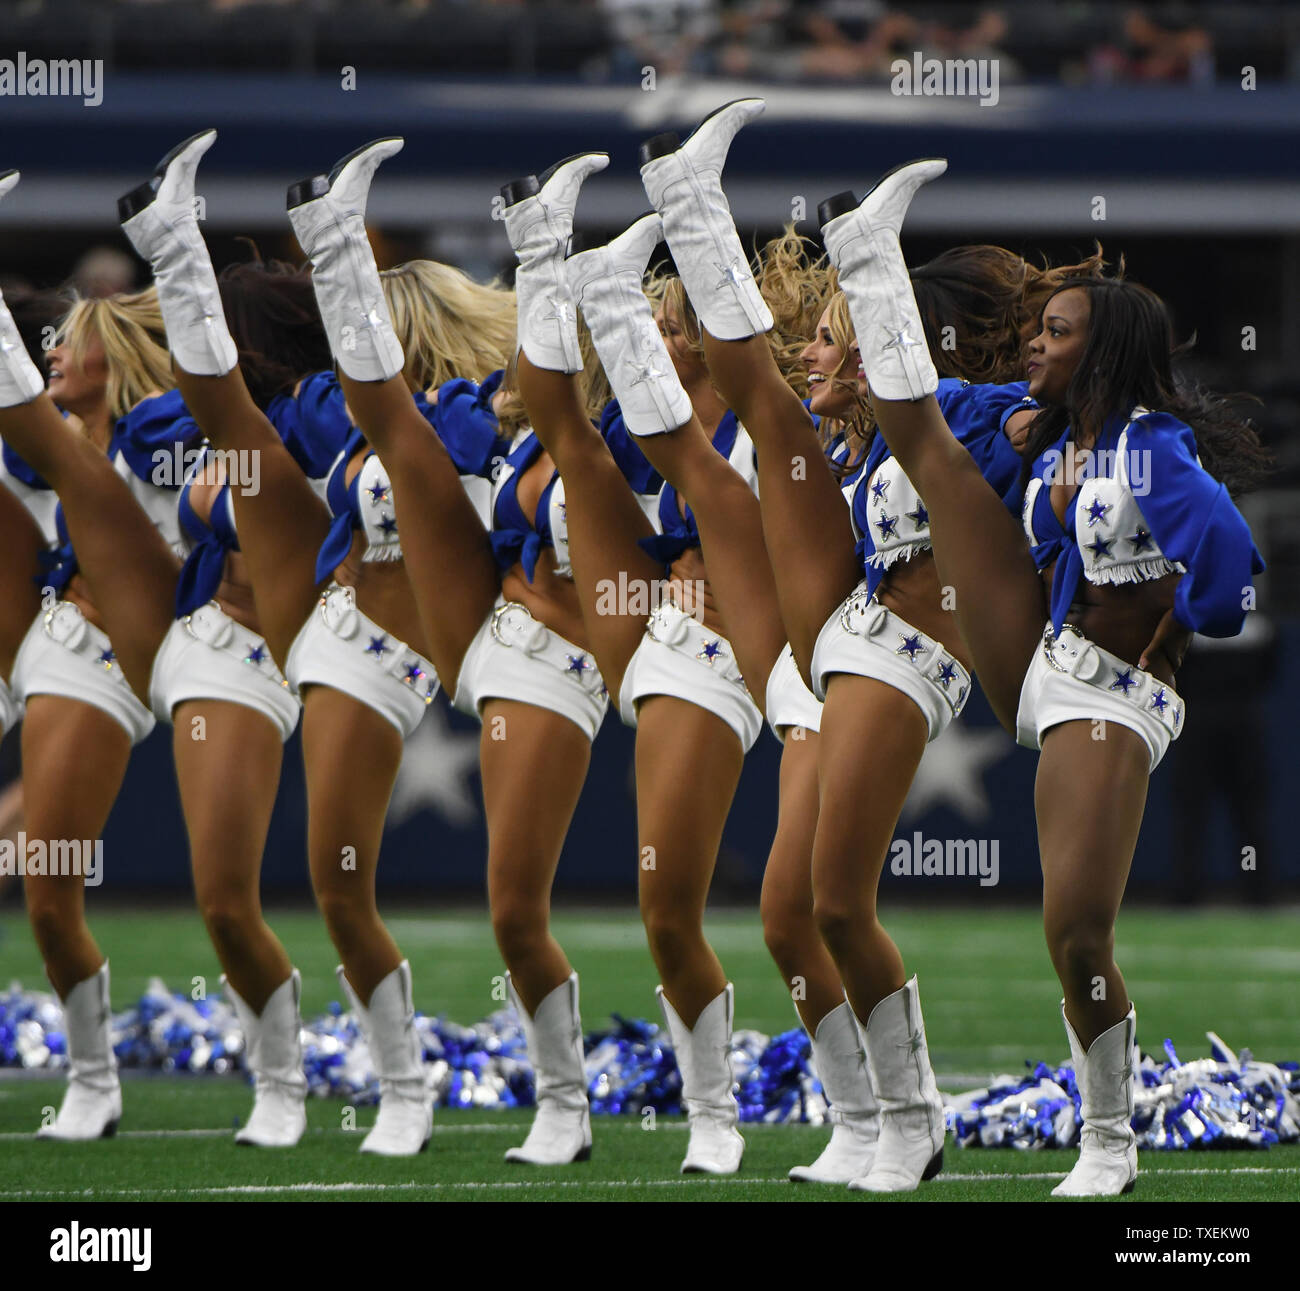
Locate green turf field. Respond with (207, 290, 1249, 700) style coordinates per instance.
(1, 905, 1297, 1202)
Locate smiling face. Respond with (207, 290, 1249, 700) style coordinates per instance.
(800, 303, 864, 419)
(1026, 287, 1091, 405)
(46, 330, 109, 419)
(654, 298, 706, 385)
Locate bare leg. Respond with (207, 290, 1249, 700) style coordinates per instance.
(702, 334, 859, 678)
(812, 674, 927, 1019)
(480, 700, 590, 1014)
(337, 370, 500, 692)
(302, 686, 404, 1003)
(872, 396, 1045, 731)
(173, 700, 293, 1012)
(635, 696, 741, 1025)
(633, 416, 788, 704)
(0, 397, 177, 699)
(173, 369, 330, 668)
(0, 482, 44, 672)
(515, 355, 661, 696)
(760, 731, 846, 1031)
(1037, 720, 1148, 1045)
(20, 696, 130, 997)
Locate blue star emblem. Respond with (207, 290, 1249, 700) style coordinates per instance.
(402, 661, 425, 685)
(377, 514, 398, 536)
(97, 648, 115, 668)
(566, 653, 591, 677)
(367, 479, 390, 504)
(366, 635, 391, 657)
(905, 501, 929, 529)
(1128, 526, 1153, 553)
(1086, 534, 1114, 560)
(697, 639, 724, 665)
(1085, 498, 1111, 527)
(871, 476, 889, 503)
(1109, 668, 1136, 695)
(896, 633, 925, 661)
(936, 660, 957, 690)
(1150, 688, 1169, 714)
(244, 643, 268, 666)
(875, 512, 900, 541)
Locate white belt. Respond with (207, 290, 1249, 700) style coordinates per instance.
(1042, 624, 1183, 737)
(184, 601, 289, 688)
(839, 586, 970, 718)
(42, 601, 123, 676)
(318, 583, 436, 703)
(644, 600, 749, 693)
(490, 601, 606, 699)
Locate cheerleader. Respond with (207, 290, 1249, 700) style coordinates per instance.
(627, 100, 1063, 1192)
(0, 179, 181, 1139)
(816, 156, 1266, 1195)
(495, 154, 808, 1173)
(118, 133, 467, 1156)
(277, 137, 646, 1167)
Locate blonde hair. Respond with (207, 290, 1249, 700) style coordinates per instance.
(496, 316, 609, 438)
(56, 288, 174, 421)
(379, 260, 517, 392)
(645, 224, 834, 397)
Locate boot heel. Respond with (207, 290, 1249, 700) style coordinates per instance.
(572, 1144, 592, 1163)
(921, 1147, 943, 1181)
(101, 1119, 120, 1140)
(1121, 1177, 1136, 1195)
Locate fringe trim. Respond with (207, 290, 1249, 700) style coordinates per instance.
(361, 544, 404, 564)
(867, 541, 932, 572)
(1085, 557, 1184, 586)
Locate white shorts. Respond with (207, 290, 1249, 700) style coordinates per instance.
(1016, 623, 1184, 772)
(10, 602, 156, 745)
(0, 675, 19, 740)
(148, 605, 301, 742)
(765, 642, 822, 742)
(618, 600, 763, 753)
(811, 582, 970, 743)
(452, 597, 608, 742)
(286, 583, 439, 739)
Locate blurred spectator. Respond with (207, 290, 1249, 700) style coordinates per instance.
(598, 0, 722, 81)
(72, 247, 136, 300)
(1168, 613, 1278, 906)
(1089, 5, 1215, 85)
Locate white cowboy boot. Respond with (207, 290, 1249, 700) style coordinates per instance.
(504, 972, 592, 1164)
(501, 152, 608, 373)
(818, 158, 947, 402)
(286, 138, 406, 383)
(789, 1000, 880, 1184)
(657, 984, 745, 1173)
(639, 98, 773, 341)
(337, 961, 433, 1155)
(223, 969, 309, 1148)
(118, 131, 238, 377)
(0, 172, 54, 406)
(35, 962, 122, 1140)
(1052, 1003, 1138, 1197)
(848, 975, 944, 1192)
(565, 214, 691, 436)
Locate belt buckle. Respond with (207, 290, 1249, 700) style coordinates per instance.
(44, 600, 87, 650)
(185, 601, 234, 649)
(839, 587, 876, 637)
(648, 601, 690, 648)
(320, 585, 359, 638)
(492, 602, 548, 654)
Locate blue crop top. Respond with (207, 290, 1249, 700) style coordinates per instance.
(314, 370, 514, 585)
(850, 379, 1032, 601)
(485, 394, 663, 583)
(1020, 406, 1265, 637)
